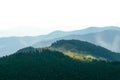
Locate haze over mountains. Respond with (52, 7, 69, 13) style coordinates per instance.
(0, 26, 120, 56)
(37, 29, 120, 52)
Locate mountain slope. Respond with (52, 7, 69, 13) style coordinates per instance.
(50, 40, 120, 61)
(62, 29, 120, 53)
(0, 46, 120, 80)
(0, 36, 41, 56)
(34, 29, 120, 53)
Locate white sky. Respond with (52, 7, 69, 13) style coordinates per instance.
(0, 0, 120, 37)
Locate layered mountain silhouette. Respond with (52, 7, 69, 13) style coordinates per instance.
(33, 29, 120, 53)
(50, 40, 120, 61)
(0, 40, 120, 80)
(0, 26, 120, 56)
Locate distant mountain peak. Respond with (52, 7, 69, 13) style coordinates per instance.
(16, 46, 38, 54)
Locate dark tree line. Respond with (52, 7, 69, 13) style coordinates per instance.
(0, 49, 120, 80)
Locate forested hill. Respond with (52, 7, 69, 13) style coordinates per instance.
(0, 47, 120, 80)
(51, 40, 120, 61)
(0, 40, 120, 80)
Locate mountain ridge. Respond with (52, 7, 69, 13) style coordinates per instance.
(1, 26, 120, 56)
(34, 29, 120, 52)
(50, 40, 120, 61)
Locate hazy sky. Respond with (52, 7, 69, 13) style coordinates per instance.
(0, 0, 120, 37)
